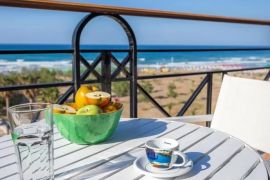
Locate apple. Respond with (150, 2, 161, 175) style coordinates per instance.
(85, 91, 111, 107)
(76, 105, 102, 115)
(75, 85, 100, 109)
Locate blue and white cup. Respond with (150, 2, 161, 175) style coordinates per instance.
(145, 138, 187, 169)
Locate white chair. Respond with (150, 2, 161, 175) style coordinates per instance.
(166, 75, 270, 174)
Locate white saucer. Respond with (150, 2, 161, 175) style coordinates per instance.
(133, 154, 193, 179)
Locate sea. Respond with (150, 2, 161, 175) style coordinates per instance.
(0, 44, 270, 73)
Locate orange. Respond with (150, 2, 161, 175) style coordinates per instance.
(85, 91, 111, 107)
(75, 85, 93, 109)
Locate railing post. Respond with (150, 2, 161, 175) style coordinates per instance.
(206, 73, 213, 127)
(101, 51, 111, 93)
(130, 51, 138, 118)
(72, 33, 81, 97)
(73, 56, 80, 96)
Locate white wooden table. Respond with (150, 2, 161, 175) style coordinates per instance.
(0, 118, 268, 180)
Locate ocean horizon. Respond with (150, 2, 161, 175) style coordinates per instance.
(0, 44, 270, 73)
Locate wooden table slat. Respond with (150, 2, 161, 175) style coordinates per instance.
(0, 140, 13, 151)
(0, 128, 65, 160)
(0, 162, 18, 179)
(245, 161, 269, 180)
(0, 118, 146, 179)
(178, 127, 213, 151)
(54, 119, 172, 172)
(0, 135, 11, 143)
(70, 122, 200, 179)
(179, 138, 244, 180)
(0, 118, 267, 180)
(0, 119, 148, 167)
(55, 120, 184, 178)
(106, 127, 224, 180)
(54, 118, 153, 159)
(210, 147, 261, 180)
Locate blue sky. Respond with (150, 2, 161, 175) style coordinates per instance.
(0, 0, 270, 46)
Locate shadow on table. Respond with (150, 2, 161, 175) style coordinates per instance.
(180, 151, 211, 178)
(54, 119, 167, 178)
(104, 118, 167, 143)
(56, 151, 210, 179)
(55, 150, 142, 179)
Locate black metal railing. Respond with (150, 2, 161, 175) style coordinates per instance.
(0, 2, 270, 127)
(1, 48, 270, 127)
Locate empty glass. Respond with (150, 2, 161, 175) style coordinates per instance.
(8, 103, 54, 180)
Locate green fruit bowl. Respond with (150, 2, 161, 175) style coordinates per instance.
(53, 107, 122, 145)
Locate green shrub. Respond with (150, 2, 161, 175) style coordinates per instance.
(138, 81, 154, 102)
(141, 81, 154, 93)
(167, 102, 174, 114)
(112, 81, 129, 97)
(138, 92, 147, 102)
(37, 87, 60, 103)
(167, 82, 177, 98)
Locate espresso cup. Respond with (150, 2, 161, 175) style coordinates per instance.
(145, 138, 187, 169)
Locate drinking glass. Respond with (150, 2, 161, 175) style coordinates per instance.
(8, 103, 54, 180)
